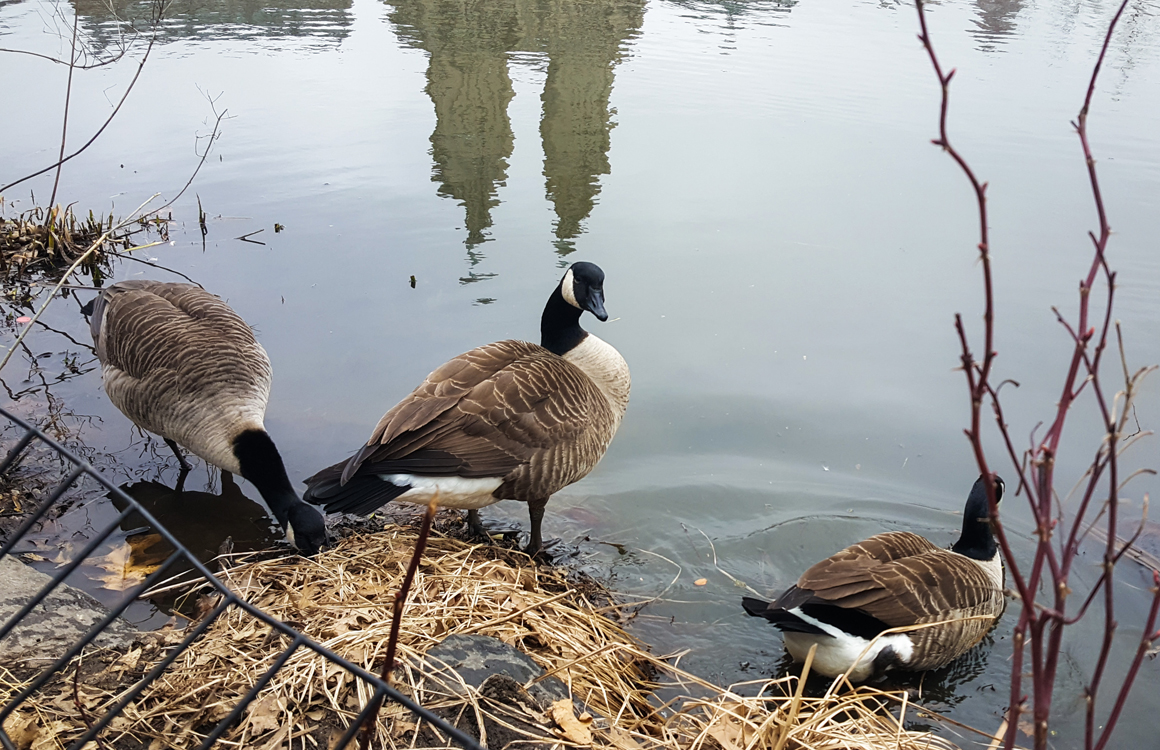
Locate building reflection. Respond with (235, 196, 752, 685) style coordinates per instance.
(388, 0, 645, 265)
(71, 0, 353, 48)
(970, 0, 1024, 52)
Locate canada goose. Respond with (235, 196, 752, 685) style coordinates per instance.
(741, 474, 1005, 682)
(84, 280, 327, 556)
(303, 261, 630, 555)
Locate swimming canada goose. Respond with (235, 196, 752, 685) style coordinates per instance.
(84, 280, 327, 556)
(302, 261, 630, 555)
(741, 474, 1005, 682)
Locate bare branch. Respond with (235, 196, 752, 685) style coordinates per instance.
(0, 0, 165, 195)
(357, 497, 439, 749)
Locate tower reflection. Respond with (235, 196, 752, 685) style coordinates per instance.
(388, 0, 645, 268)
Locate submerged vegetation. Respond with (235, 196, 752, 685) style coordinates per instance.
(0, 202, 170, 287)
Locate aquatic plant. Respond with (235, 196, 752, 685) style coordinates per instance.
(914, 1, 1160, 748)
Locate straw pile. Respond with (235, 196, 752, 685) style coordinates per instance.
(1, 526, 974, 750)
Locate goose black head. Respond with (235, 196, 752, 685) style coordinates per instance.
(285, 503, 327, 556)
(561, 262, 608, 322)
(233, 429, 328, 556)
(952, 473, 1004, 560)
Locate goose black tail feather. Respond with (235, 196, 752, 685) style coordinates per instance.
(742, 596, 773, 618)
(741, 596, 829, 636)
(304, 474, 412, 517)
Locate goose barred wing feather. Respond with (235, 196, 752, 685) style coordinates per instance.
(796, 531, 1005, 670)
(332, 340, 616, 499)
(91, 281, 271, 470)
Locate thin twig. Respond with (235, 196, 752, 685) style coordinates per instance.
(71, 649, 113, 750)
(357, 496, 439, 750)
(0, 0, 165, 195)
(48, 10, 80, 209)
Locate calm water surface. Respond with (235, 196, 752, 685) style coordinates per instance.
(4, 0, 1160, 742)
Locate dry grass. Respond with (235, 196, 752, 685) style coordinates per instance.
(0, 527, 978, 750)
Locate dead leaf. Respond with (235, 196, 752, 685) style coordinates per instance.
(2, 712, 38, 750)
(694, 578, 708, 586)
(703, 705, 756, 750)
(550, 699, 593, 745)
(115, 647, 143, 674)
(258, 723, 290, 750)
(50, 541, 76, 567)
(31, 721, 70, 750)
(607, 727, 645, 750)
(89, 534, 168, 592)
(246, 693, 284, 735)
(1018, 718, 1035, 737)
(705, 719, 745, 750)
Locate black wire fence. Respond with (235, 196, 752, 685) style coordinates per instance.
(0, 407, 485, 750)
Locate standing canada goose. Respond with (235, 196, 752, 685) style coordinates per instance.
(742, 474, 1005, 682)
(84, 280, 327, 556)
(303, 261, 630, 556)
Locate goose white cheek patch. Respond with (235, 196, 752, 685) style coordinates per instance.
(561, 268, 580, 309)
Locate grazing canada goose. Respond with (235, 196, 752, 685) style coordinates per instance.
(84, 280, 327, 556)
(303, 261, 630, 555)
(742, 474, 1005, 682)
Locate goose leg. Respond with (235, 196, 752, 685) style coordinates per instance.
(466, 509, 489, 540)
(524, 498, 548, 557)
(163, 438, 193, 473)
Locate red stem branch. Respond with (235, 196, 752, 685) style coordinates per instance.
(357, 498, 439, 750)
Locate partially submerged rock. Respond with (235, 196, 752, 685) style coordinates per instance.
(0, 554, 138, 669)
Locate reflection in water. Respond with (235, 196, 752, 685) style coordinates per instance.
(387, 0, 644, 265)
(110, 474, 282, 563)
(970, 0, 1024, 52)
(662, 0, 796, 31)
(537, 0, 643, 254)
(71, 0, 353, 48)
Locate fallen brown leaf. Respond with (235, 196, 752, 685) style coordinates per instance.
(551, 699, 593, 745)
(1, 712, 38, 750)
(246, 693, 284, 735)
(90, 534, 168, 592)
(607, 727, 645, 750)
(257, 723, 290, 750)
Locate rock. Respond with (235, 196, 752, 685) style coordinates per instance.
(423, 635, 583, 750)
(424, 633, 571, 708)
(0, 555, 139, 669)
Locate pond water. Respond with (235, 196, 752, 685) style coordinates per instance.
(4, 0, 1160, 743)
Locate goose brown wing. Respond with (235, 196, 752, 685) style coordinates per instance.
(340, 340, 608, 486)
(796, 531, 999, 627)
(91, 281, 271, 442)
(94, 281, 267, 382)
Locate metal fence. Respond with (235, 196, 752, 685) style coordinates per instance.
(0, 407, 485, 750)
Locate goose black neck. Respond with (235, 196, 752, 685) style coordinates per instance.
(233, 429, 301, 525)
(541, 285, 587, 356)
(952, 482, 999, 561)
